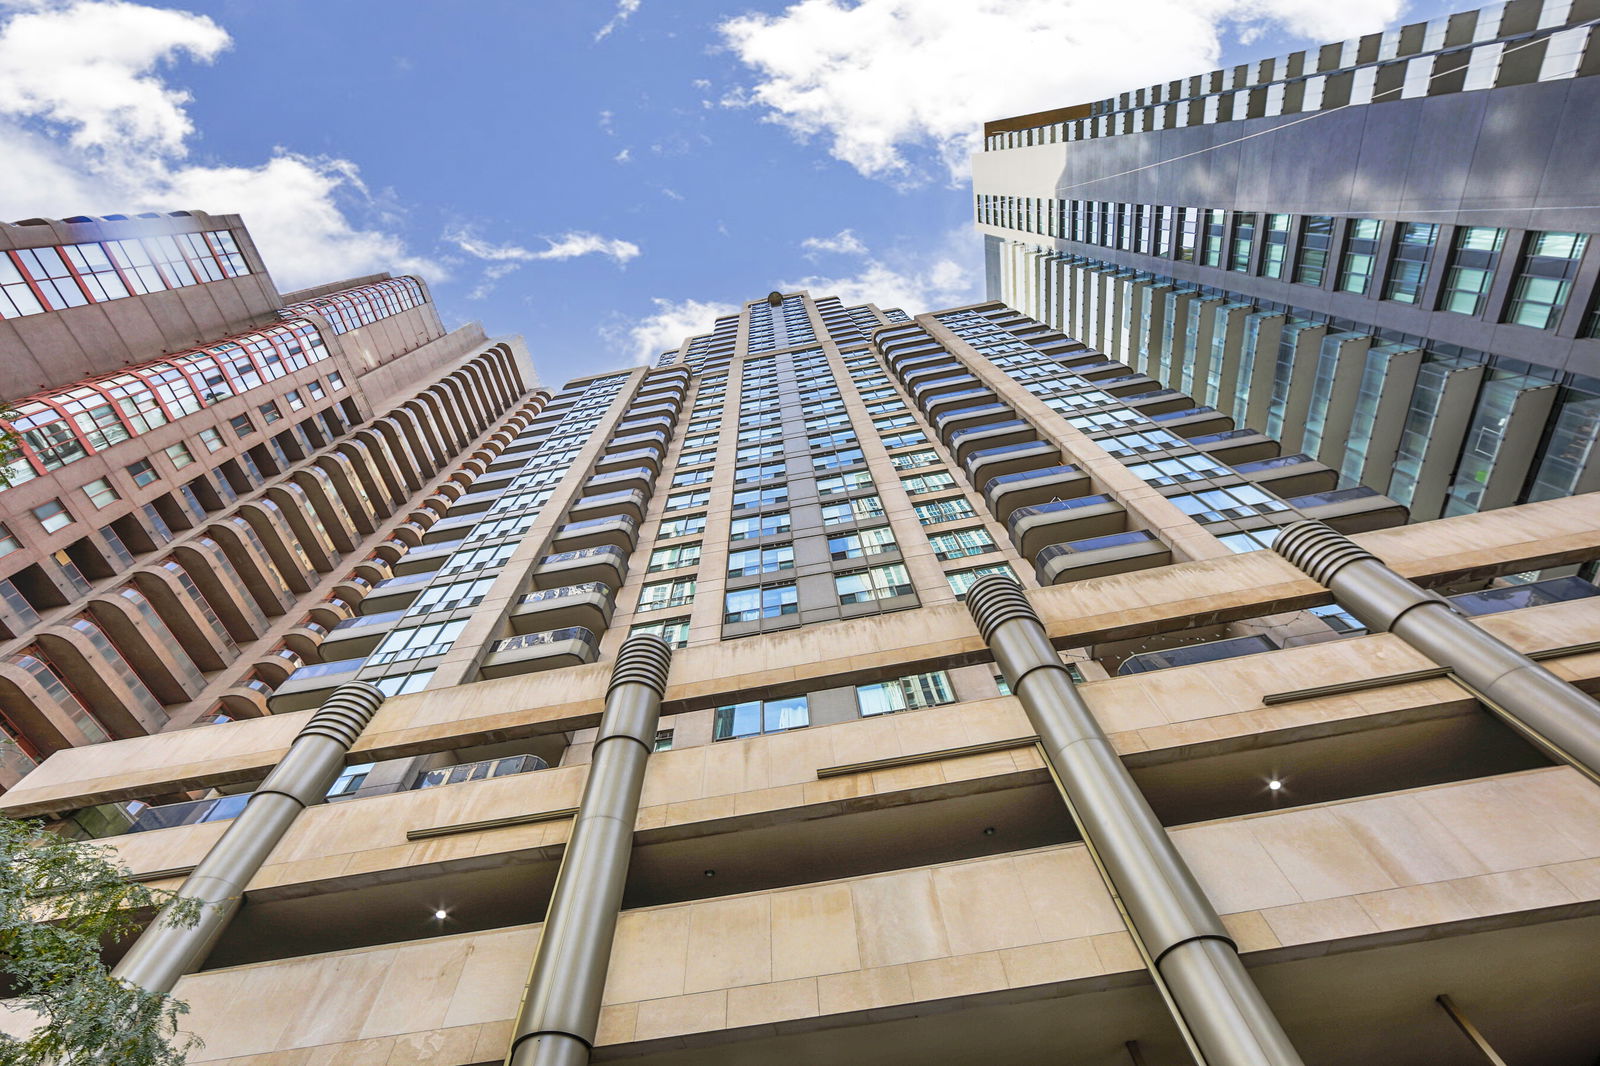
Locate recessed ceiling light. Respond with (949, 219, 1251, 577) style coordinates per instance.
(1268, 779, 1283, 791)
(434, 909, 448, 920)
(703, 869, 716, 878)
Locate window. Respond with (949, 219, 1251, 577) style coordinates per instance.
(729, 510, 791, 540)
(653, 729, 675, 752)
(901, 471, 957, 495)
(881, 429, 928, 450)
(891, 449, 941, 471)
(727, 542, 795, 577)
(928, 527, 996, 560)
(947, 563, 1016, 599)
(805, 413, 851, 432)
(856, 671, 955, 716)
(723, 581, 798, 623)
(817, 470, 874, 496)
(83, 477, 120, 508)
(671, 468, 713, 487)
(735, 461, 786, 484)
(1294, 216, 1334, 285)
(440, 541, 515, 575)
(1336, 219, 1383, 294)
(812, 448, 864, 471)
(913, 496, 976, 525)
(33, 499, 72, 533)
(638, 577, 696, 612)
(1259, 214, 1291, 278)
(198, 427, 225, 452)
(829, 526, 897, 559)
(1201, 209, 1226, 267)
(285, 389, 305, 411)
(369, 619, 467, 665)
(1505, 231, 1589, 330)
(1125, 453, 1231, 485)
(1440, 227, 1505, 315)
(165, 442, 195, 469)
(732, 484, 788, 510)
(676, 449, 715, 468)
(808, 430, 857, 451)
(0, 524, 18, 558)
(1217, 529, 1281, 554)
(1175, 207, 1199, 262)
(657, 514, 706, 539)
(835, 563, 912, 604)
(306, 380, 326, 400)
(228, 414, 255, 439)
(1168, 484, 1290, 523)
(713, 695, 809, 740)
(408, 577, 495, 615)
(373, 670, 434, 697)
(328, 371, 346, 390)
(126, 458, 158, 487)
(822, 495, 885, 525)
(665, 489, 710, 511)
(874, 414, 916, 432)
(258, 400, 283, 424)
(1383, 222, 1439, 304)
(647, 543, 701, 572)
(630, 616, 690, 649)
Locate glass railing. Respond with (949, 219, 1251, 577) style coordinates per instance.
(372, 572, 434, 590)
(1118, 634, 1279, 675)
(127, 792, 252, 833)
(1010, 494, 1113, 523)
(413, 753, 549, 790)
(986, 463, 1081, 489)
(1037, 529, 1158, 562)
(284, 658, 364, 682)
(949, 419, 1030, 446)
(490, 627, 598, 654)
(1447, 576, 1600, 617)
(967, 440, 1052, 463)
(539, 545, 625, 566)
(1288, 486, 1381, 509)
(518, 582, 611, 606)
(557, 514, 638, 534)
(935, 403, 1009, 427)
(1189, 428, 1261, 444)
(1152, 406, 1221, 422)
(571, 489, 643, 509)
(330, 608, 406, 631)
(585, 466, 654, 486)
(1235, 453, 1314, 472)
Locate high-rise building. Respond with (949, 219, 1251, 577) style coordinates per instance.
(0, 211, 537, 795)
(4, 281, 1600, 1064)
(974, 0, 1600, 521)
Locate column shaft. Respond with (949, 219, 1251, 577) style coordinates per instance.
(967, 575, 1304, 1066)
(506, 635, 672, 1066)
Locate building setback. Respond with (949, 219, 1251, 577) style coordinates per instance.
(973, 0, 1600, 522)
(3, 277, 1600, 1063)
(0, 211, 538, 794)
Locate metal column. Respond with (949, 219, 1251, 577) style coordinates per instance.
(966, 575, 1304, 1066)
(113, 681, 386, 994)
(1275, 519, 1600, 783)
(505, 634, 673, 1066)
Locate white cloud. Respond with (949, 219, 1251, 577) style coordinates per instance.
(784, 228, 981, 314)
(801, 228, 867, 257)
(605, 297, 740, 366)
(449, 228, 641, 299)
(594, 0, 641, 42)
(0, 1, 440, 289)
(718, 0, 1406, 184)
(613, 147, 632, 164)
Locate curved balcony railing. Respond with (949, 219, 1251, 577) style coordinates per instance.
(986, 462, 1081, 489)
(330, 608, 407, 631)
(1008, 494, 1113, 525)
(413, 753, 549, 790)
(948, 418, 1030, 446)
(518, 582, 612, 606)
(539, 545, 626, 567)
(1036, 529, 1158, 563)
(490, 627, 599, 654)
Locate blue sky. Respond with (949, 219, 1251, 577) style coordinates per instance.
(0, 0, 1461, 385)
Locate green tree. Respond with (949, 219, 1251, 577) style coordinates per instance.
(0, 402, 20, 489)
(0, 817, 201, 1066)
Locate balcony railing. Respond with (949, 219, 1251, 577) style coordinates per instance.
(518, 582, 612, 606)
(1009, 494, 1113, 523)
(1447, 575, 1600, 618)
(127, 792, 252, 834)
(491, 627, 600, 654)
(413, 753, 549, 790)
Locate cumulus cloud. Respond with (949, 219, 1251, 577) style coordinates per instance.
(594, 0, 641, 42)
(605, 297, 740, 366)
(782, 244, 979, 315)
(718, 0, 1405, 183)
(0, 0, 440, 289)
(449, 228, 640, 299)
(801, 228, 868, 258)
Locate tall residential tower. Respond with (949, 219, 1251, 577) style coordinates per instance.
(4, 281, 1599, 1064)
(974, 0, 1600, 521)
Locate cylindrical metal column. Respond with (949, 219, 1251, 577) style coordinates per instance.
(506, 634, 673, 1066)
(966, 575, 1303, 1066)
(1275, 520, 1600, 781)
(113, 682, 385, 994)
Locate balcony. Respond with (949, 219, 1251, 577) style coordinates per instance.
(1118, 633, 1279, 676)
(126, 791, 252, 834)
(947, 418, 1037, 464)
(914, 376, 985, 405)
(392, 541, 454, 577)
(964, 440, 1061, 485)
(269, 657, 364, 713)
(983, 464, 1091, 521)
(422, 513, 478, 544)
(319, 609, 408, 660)
(480, 627, 600, 679)
(566, 488, 648, 525)
(934, 402, 1013, 438)
(283, 619, 330, 658)
(219, 678, 274, 718)
(1152, 406, 1234, 438)
(607, 428, 668, 453)
(1286, 486, 1408, 533)
(583, 467, 655, 497)
(510, 582, 615, 634)
(362, 572, 433, 613)
(594, 446, 664, 475)
(533, 544, 627, 588)
(1448, 575, 1600, 617)
(330, 573, 374, 602)
(1035, 529, 1171, 584)
(445, 488, 500, 517)
(413, 753, 549, 790)
(1188, 427, 1279, 464)
(1008, 494, 1124, 558)
(924, 387, 999, 419)
(1234, 453, 1337, 498)
(1122, 388, 1193, 416)
(253, 647, 305, 684)
(549, 514, 639, 554)
(1099, 373, 1161, 396)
